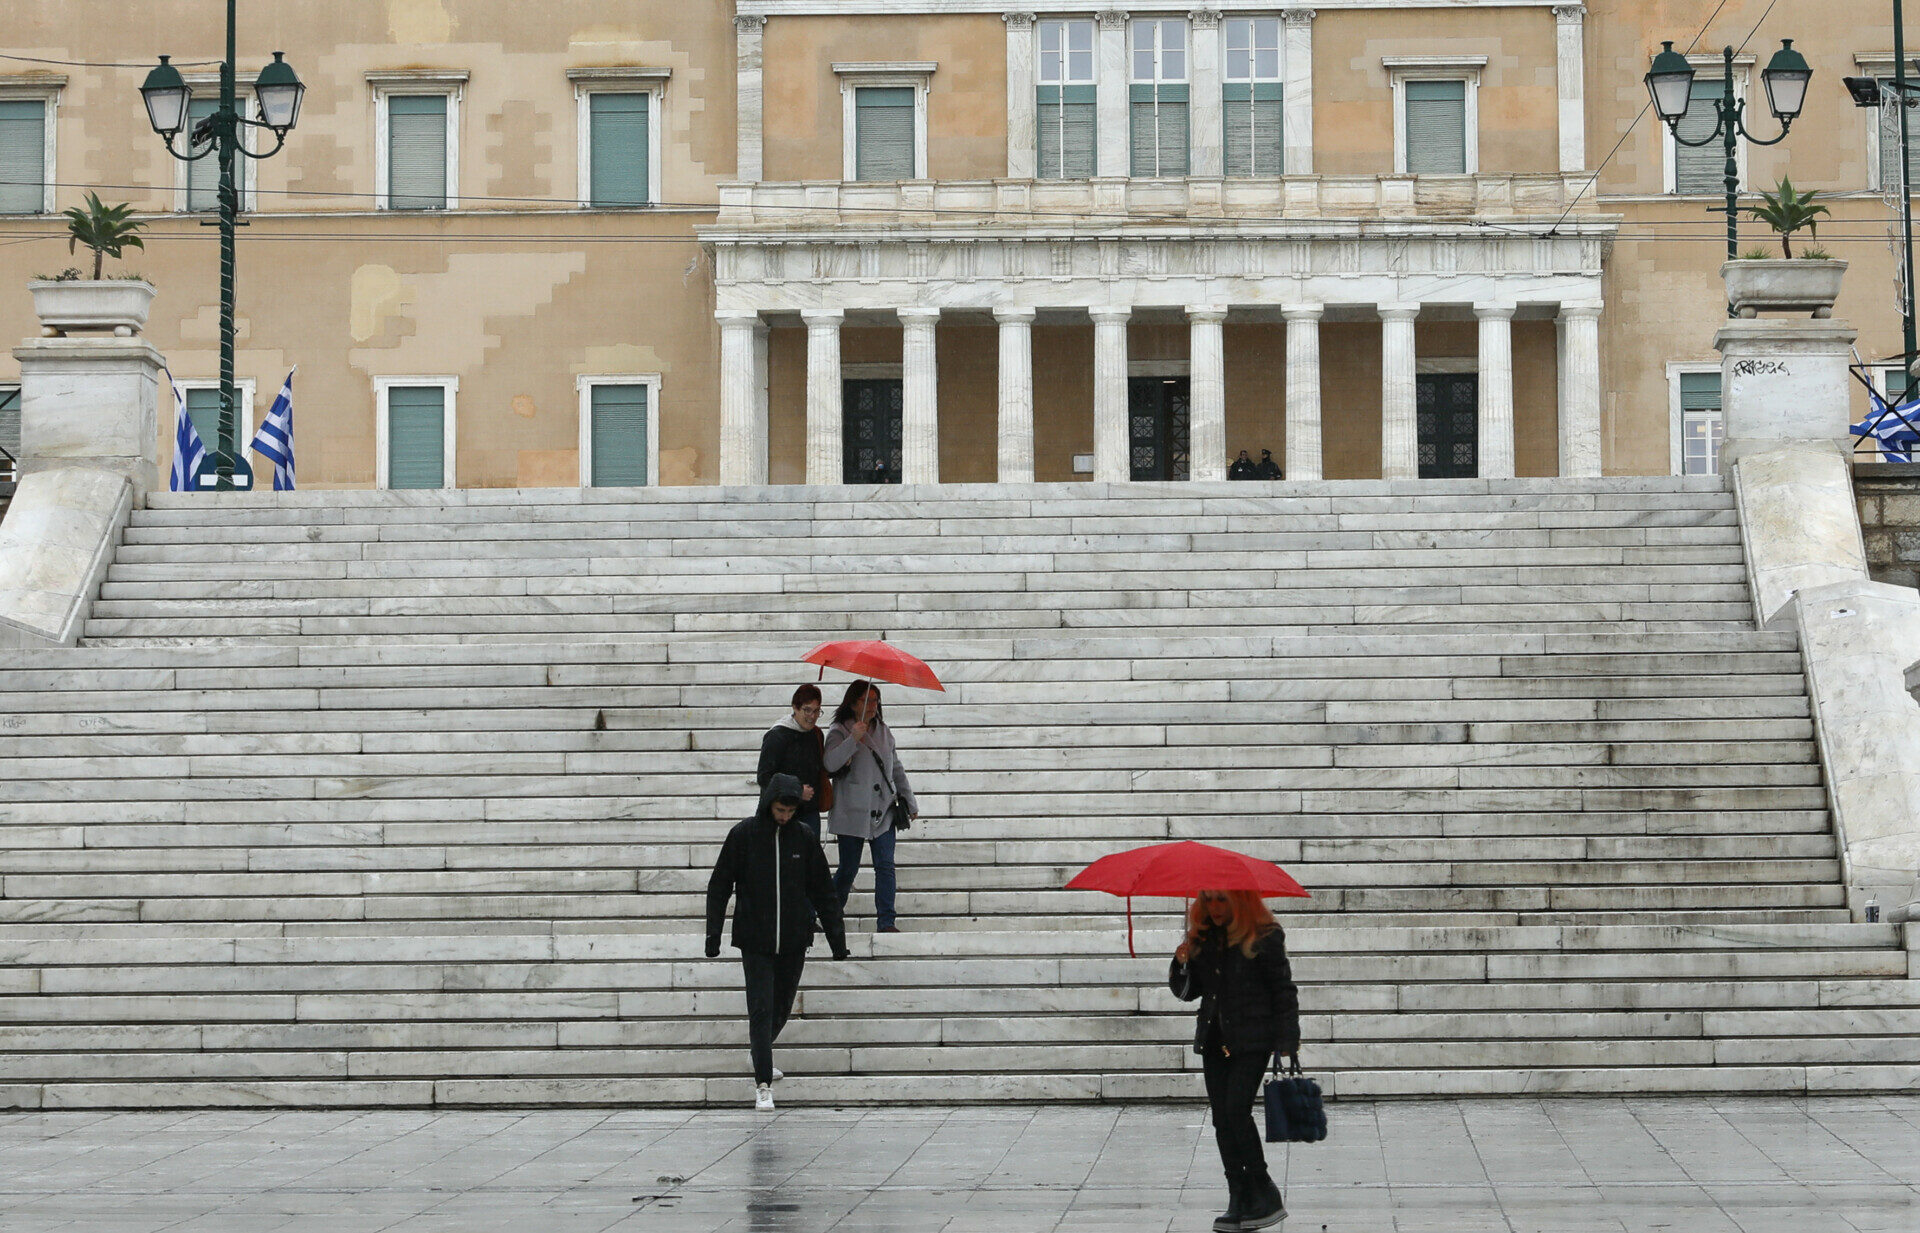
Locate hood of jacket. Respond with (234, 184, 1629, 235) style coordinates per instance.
(774, 715, 812, 733)
(757, 773, 806, 822)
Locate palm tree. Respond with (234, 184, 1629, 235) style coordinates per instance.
(62, 192, 146, 280)
(1745, 177, 1830, 259)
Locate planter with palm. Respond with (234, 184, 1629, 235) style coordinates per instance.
(28, 193, 156, 336)
(1722, 176, 1848, 318)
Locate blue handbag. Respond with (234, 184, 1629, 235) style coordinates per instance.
(1263, 1055, 1328, 1143)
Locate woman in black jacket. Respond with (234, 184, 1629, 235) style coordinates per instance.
(757, 685, 826, 837)
(1170, 889, 1301, 1231)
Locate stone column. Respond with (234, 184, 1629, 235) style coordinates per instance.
(1378, 304, 1420, 480)
(1554, 4, 1587, 172)
(1559, 302, 1603, 477)
(1475, 302, 1517, 479)
(1095, 10, 1131, 177)
(1091, 306, 1132, 482)
(717, 310, 764, 485)
(802, 310, 844, 485)
(995, 306, 1037, 483)
(900, 307, 941, 485)
(1283, 303, 1324, 480)
(1187, 306, 1228, 481)
(735, 15, 766, 182)
(1005, 13, 1038, 179)
(1281, 7, 1315, 174)
(1188, 10, 1224, 179)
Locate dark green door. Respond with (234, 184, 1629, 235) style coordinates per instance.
(1417, 373, 1479, 479)
(1128, 376, 1191, 481)
(842, 379, 903, 484)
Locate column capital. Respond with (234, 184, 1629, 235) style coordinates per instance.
(897, 306, 942, 325)
(1097, 9, 1129, 33)
(734, 14, 766, 34)
(1473, 301, 1518, 321)
(1377, 302, 1422, 321)
(1185, 305, 1229, 323)
(1552, 3, 1586, 22)
(1089, 305, 1133, 325)
(716, 308, 765, 328)
(1003, 10, 1036, 30)
(1280, 7, 1317, 26)
(1189, 9, 1222, 30)
(993, 305, 1038, 324)
(1558, 301, 1604, 321)
(1282, 303, 1325, 322)
(801, 309, 845, 328)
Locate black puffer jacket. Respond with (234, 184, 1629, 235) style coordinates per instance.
(1169, 926, 1300, 1057)
(758, 722, 825, 799)
(705, 775, 847, 958)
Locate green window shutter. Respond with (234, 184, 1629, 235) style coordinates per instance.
(1880, 85, 1914, 193)
(0, 386, 21, 462)
(1679, 372, 1722, 411)
(388, 94, 448, 210)
(1223, 82, 1282, 177)
(1037, 85, 1095, 179)
(854, 87, 916, 181)
(185, 98, 221, 211)
(1404, 80, 1467, 174)
(1674, 78, 1727, 195)
(589, 92, 649, 207)
(1130, 83, 1188, 177)
(0, 99, 47, 214)
(387, 386, 446, 489)
(589, 384, 649, 487)
(183, 388, 228, 450)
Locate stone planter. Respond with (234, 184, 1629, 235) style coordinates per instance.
(27, 279, 156, 337)
(1721, 258, 1848, 319)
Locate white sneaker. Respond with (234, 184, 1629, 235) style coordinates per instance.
(771, 1068, 783, 1082)
(755, 1084, 775, 1111)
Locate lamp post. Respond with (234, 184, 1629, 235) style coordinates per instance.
(1645, 40, 1812, 270)
(140, 3, 303, 490)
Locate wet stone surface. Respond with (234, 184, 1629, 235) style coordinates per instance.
(0, 1097, 1914, 1232)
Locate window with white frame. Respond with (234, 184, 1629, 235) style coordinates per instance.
(371, 72, 465, 210)
(1387, 59, 1482, 175)
(1666, 64, 1747, 196)
(571, 69, 667, 208)
(835, 64, 932, 181)
(1671, 369, 1724, 476)
(170, 379, 257, 458)
(0, 83, 57, 215)
(1037, 19, 1096, 179)
(179, 92, 258, 213)
(1130, 18, 1188, 177)
(577, 375, 660, 487)
(376, 378, 457, 490)
(1224, 17, 1283, 177)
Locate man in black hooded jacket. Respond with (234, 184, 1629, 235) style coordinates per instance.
(706, 773, 848, 1109)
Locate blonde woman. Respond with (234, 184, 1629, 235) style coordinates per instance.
(1170, 890, 1300, 1231)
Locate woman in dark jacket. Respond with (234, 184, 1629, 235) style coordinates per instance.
(757, 685, 826, 837)
(1170, 889, 1301, 1231)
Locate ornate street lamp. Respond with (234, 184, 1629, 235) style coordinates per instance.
(141, 7, 303, 490)
(1645, 40, 1811, 266)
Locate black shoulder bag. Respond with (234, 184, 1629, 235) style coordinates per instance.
(1263, 1055, 1327, 1143)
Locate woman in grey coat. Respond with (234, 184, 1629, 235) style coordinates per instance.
(823, 680, 918, 933)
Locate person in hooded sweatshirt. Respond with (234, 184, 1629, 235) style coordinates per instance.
(705, 773, 848, 1111)
(757, 684, 827, 838)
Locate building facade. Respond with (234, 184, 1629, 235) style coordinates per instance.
(0, 0, 1910, 488)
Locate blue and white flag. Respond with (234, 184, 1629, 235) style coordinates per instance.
(246, 368, 296, 491)
(1851, 385, 1920, 463)
(165, 367, 205, 493)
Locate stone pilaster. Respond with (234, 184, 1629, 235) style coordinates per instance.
(1005, 13, 1038, 179)
(1558, 303, 1603, 477)
(994, 306, 1037, 483)
(1091, 306, 1132, 482)
(1188, 10, 1224, 179)
(1095, 10, 1131, 177)
(802, 310, 844, 485)
(1187, 306, 1228, 481)
(1283, 303, 1323, 480)
(899, 307, 941, 485)
(1475, 302, 1517, 479)
(735, 15, 766, 183)
(1281, 7, 1315, 175)
(1379, 304, 1420, 481)
(1554, 4, 1587, 173)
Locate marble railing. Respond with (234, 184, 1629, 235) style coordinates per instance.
(712, 174, 1605, 229)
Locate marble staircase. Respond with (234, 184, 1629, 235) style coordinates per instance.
(0, 479, 1912, 1107)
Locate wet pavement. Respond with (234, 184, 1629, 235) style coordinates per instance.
(0, 1097, 1915, 1232)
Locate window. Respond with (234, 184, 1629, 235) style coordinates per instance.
(1666, 70, 1747, 195)
(835, 64, 933, 181)
(376, 378, 457, 490)
(171, 380, 256, 456)
(571, 69, 669, 208)
(1224, 17, 1283, 177)
(0, 94, 53, 215)
(371, 72, 466, 210)
(180, 95, 258, 213)
(578, 376, 661, 487)
(1387, 59, 1482, 175)
(1130, 18, 1188, 177)
(1037, 19, 1096, 179)
(1671, 369, 1723, 476)
(0, 383, 19, 482)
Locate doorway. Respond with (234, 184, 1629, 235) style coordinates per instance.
(1417, 373, 1479, 479)
(842, 379, 903, 484)
(1128, 376, 1191, 481)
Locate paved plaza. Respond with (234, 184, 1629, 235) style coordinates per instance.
(0, 1097, 1913, 1232)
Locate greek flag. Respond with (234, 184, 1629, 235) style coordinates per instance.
(165, 367, 205, 493)
(246, 368, 295, 491)
(1851, 384, 1920, 463)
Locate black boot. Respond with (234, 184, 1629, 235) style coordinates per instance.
(1212, 1166, 1246, 1232)
(1237, 1166, 1286, 1229)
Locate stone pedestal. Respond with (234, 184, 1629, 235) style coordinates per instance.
(13, 336, 164, 497)
(1713, 318, 1859, 468)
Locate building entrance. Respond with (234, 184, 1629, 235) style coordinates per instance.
(1128, 376, 1191, 481)
(1417, 373, 1479, 479)
(842, 379, 904, 484)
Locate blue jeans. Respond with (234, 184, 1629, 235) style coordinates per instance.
(834, 828, 896, 929)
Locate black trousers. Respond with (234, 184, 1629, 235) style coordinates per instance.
(742, 948, 807, 1086)
(1202, 1028, 1273, 1176)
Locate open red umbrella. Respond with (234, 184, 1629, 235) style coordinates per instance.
(1065, 841, 1310, 955)
(803, 640, 945, 692)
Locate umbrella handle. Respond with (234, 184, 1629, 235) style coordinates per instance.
(1127, 897, 1135, 959)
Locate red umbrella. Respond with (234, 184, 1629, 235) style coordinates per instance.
(1065, 841, 1310, 956)
(803, 640, 945, 692)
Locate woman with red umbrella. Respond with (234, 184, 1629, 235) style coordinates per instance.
(823, 680, 918, 933)
(1172, 889, 1299, 1231)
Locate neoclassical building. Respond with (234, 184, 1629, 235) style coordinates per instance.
(0, 1, 1907, 488)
